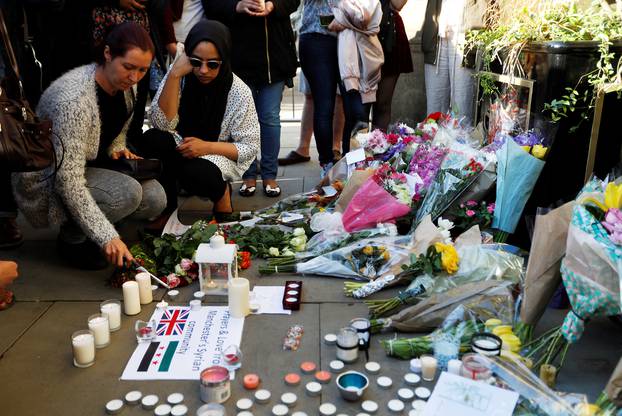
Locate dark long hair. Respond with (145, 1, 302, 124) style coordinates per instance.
(95, 21, 155, 64)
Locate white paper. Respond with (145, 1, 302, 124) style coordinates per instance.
(121, 306, 244, 380)
(321, 186, 338, 197)
(161, 209, 191, 236)
(280, 212, 305, 223)
(346, 147, 366, 165)
(251, 286, 292, 315)
(422, 372, 519, 416)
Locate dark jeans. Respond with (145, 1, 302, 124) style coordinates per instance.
(134, 129, 227, 213)
(0, 170, 17, 218)
(299, 33, 370, 162)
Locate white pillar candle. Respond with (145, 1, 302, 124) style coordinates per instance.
(135, 272, 153, 305)
(448, 359, 462, 375)
(88, 313, 110, 348)
(100, 300, 121, 331)
(228, 278, 249, 318)
(122, 281, 141, 315)
(420, 355, 437, 381)
(71, 330, 95, 368)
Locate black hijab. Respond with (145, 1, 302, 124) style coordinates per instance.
(176, 19, 233, 141)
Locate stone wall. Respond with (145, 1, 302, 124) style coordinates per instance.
(391, 0, 428, 123)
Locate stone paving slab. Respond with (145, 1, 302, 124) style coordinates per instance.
(0, 301, 52, 357)
(0, 300, 322, 416)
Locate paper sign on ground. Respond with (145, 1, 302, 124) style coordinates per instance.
(121, 306, 244, 380)
(346, 148, 366, 165)
(422, 372, 519, 416)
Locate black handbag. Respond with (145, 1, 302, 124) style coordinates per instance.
(88, 158, 162, 181)
(0, 9, 54, 172)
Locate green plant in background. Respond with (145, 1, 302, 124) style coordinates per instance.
(467, 0, 622, 125)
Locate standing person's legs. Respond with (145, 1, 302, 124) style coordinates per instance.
(280, 71, 313, 165)
(424, 38, 451, 115)
(299, 33, 339, 167)
(243, 81, 285, 196)
(0, 170, 22, 249)
(373, 74, 400, 131)
(339, 87, 371, 154)
(333, 94, 345, 156)
(448, 39, 475, 124)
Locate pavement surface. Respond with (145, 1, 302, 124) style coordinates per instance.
(1, 124, 621, 415)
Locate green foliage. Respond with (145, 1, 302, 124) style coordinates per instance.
(224, 224, 293, 258)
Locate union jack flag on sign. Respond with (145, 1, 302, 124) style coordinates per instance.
(157, 308, 189, 336)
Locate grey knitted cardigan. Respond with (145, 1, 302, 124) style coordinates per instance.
(12, 64, 136, 247)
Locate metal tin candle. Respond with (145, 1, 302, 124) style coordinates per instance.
(200, 366, 231, 403)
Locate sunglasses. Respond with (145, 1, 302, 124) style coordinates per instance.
(188, 56, 222, 70)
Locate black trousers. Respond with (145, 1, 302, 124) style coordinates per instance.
(133, 129, 227, 213)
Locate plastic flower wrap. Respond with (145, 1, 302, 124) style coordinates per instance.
(297, 225, 397, 259)
(342, 164, 417, 232)
(415, 142, 491, 224)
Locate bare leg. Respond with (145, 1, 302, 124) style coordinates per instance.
(372, 74, 400, 131)
(214, 183, 232, 213)
(295, 93, 314, 157)
(333, 94, 345, 152)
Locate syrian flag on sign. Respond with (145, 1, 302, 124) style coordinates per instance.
(157, 308, 189, 336)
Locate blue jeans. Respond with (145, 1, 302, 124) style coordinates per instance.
(243, 81, 285, 180)
(299, 33, 371, 161)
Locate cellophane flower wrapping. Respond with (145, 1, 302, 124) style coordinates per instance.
(297, 224, 397, 259)
(415, 142, 491, 224)
(295, 236, 412, 280)
(342, 165, 416, 232)
(559, 181, 622, 343)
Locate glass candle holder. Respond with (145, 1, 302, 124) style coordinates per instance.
(100, 299, 122, 332)
(87, 313, 110, 349)
(71, 329, 95, 368)
(471, 332, 502, 356)
(433, 332, 460, 371)
(420, 354, 437, 381)
(196, 403, 226, 416)
(135, 319, 157, 343)
(221, 344, 242, 369)
(336, 327, 359, 363)
(460, 353, 492, 381)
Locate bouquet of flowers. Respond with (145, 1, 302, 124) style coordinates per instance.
(408, 144, 447, 205)
(342, 164, 416, 232)
(415, 142, 490, 224)
(259, 236, 412, 280)
(450, 200, 495, 232)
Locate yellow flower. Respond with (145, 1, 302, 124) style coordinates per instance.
(492, 325, 513, 336)
(605, 182, 622, 210)
(531, 144, 548, 159)
(362, 246, 374, 256)
(434, 242, 459, 274)
(383, 251, 391, 261)
(520, 145, 531, 154)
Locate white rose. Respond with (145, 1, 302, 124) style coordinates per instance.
(282, 249, 295, 257)
(293, 227, 306, 236)
(268, 247, 280, 257)
(174, 264, 186, 276)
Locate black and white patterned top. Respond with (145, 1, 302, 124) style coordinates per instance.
(150, 71, 260, 182)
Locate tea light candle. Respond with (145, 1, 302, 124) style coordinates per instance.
(243, 373, 260, 389)
(154, 404, 172, 416)
(398, 388, 414, 401)
(404, 373, 420, 386)
(236, 398, 253, 411)
(254, 389, 271, 404)
(167, 289, 179, 300)
(284, 373, 301, 386)
(292, 413, 309, 416)
(88, 313, 110, 348)
(272, 404, 289, 416)
(167, 393, 184, 405)
(412, 400, 426, 410)
(156, 301, 168, 309)
(71, 330, 95, 368)
(319, 403, 337, 416)
(361, 400, 378, 413)
(171, 404, 188, 416)
(281, 392, 297, 407)
(190, 299, 201, 311)
(122, 281, 141, 315)
(237, 412, 253, 416)
(135, 272, 153, 304)
(105, 399, 124, 414)
(410, 358, 422, 374)
(388, 399, 405, 413)
(448, 359, 462, 375)
(300, 361, 317, 374)
(315, 370, 332, 384)
(324, 333, 337, 345)
(100, 300, 121, 332)
(420, 355, 437, 381)
(415, 387, 431, 400)
(141, 394, 159, 410)
(196, 403, 226, 416)
(364, 361, 381, 374)
(329, 360, 344, 373)
(228, 278, 250, 318)
(376, 376, 393, 389)
(305, 381, 322, 397)
(124, 390, 142, 405)
(194, 291, 205, 299)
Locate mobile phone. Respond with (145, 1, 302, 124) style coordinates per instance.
(319, 14, 335, 28)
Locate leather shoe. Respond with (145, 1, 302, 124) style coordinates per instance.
(0, 218, 23, 250)
(278, 150, 311, 166)
(57, 238, 109, 270)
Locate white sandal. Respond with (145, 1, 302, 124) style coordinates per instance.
(238, 183, 256, 197)
(263, 183, 281, 197)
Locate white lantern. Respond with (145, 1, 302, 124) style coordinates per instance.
(195, 234, 238, 295)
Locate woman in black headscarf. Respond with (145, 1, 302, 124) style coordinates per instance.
(140, 19, 260, 226)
